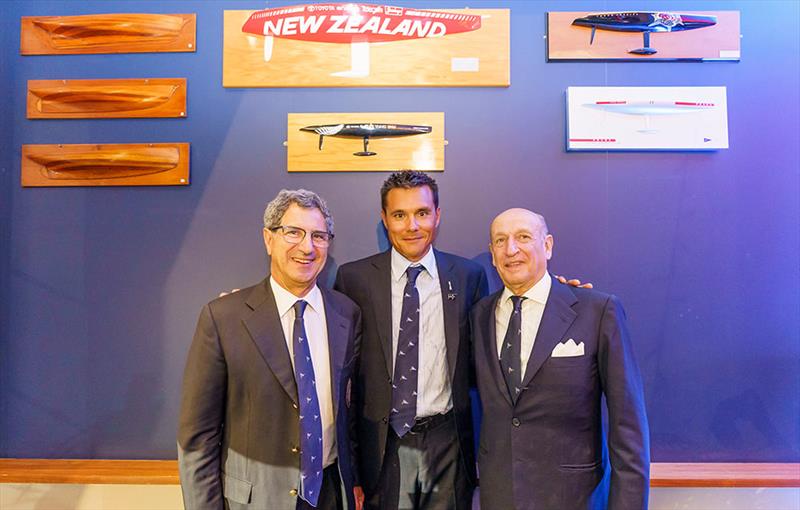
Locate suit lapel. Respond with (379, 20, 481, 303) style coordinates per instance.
(480, 291, 513, 407)
(322, 289, 348, 421)
(369, 251, 394, 378)
(435, 251, 460, 383)
(520, 279, 578, 391)
(243, 279, 298, 406)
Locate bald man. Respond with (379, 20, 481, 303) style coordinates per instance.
(470, 208, 649, 510)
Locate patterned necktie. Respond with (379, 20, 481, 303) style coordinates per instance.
(500, 295, 525, 402)
(389, 265, 424, 436)
(293, 300, 323, 506)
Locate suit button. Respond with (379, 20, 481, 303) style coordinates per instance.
(291, 446, 300, 453)
(289, 489, 298, 496)
(293, 403, 298, 410)
(382, 416, 388, 424)
(512, 417, 521, 427)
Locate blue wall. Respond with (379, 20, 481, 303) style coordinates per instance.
(1, 0, 798, 461)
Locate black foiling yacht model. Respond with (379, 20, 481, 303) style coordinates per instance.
(572, 12, 717, 55)
(300, 123, 432, 156)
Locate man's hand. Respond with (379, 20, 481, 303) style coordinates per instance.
(555, 275, 593, 289)
(353, 486, 365, 510)
(218, 289, 240, 298)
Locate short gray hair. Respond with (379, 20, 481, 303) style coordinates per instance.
(263, 189, 334, 234)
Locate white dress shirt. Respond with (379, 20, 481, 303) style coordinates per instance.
(495, 272, 552, 381)
(270, 277, 336, 468)
(390, 247, 452, 418)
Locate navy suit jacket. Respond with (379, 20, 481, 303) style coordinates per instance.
(178, 278, 362, 510)
(471, 279, 649, 510)
(334, 249, 488, 495)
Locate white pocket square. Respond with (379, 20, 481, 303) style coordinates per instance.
(551, 339, 585, 357)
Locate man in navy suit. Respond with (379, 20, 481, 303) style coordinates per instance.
(471, 208, 649, 510)
(334, 171, 488, 510)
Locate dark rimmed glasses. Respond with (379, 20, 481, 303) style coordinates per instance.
(269, 225, 334, 248)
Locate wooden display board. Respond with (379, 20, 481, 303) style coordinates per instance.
(27, 78, 187, 119)
(223, 6, 509, 87)
(22, 143, 190, 187)
(20, 13, 196, 55)
(287, 112, 444, 172)
(547, 11, 740, 61)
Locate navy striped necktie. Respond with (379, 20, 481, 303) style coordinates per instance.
(293, 300, 323, 506)
(389, 265, 424, 436)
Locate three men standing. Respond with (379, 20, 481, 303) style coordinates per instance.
(335, 171, 487, 510)
(178, 178, 650, 510)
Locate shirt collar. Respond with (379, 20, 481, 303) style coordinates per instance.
(269, 276, 324, 318)
(390, 246, 438, 282)
(500, 272, 552, 306)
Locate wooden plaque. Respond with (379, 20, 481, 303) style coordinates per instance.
(22, 143, 190, 187)
(547, 11, 741, 62)
(20, 13, 196, 55)
(27, 78, 187, 119)
(223, 7, 509, 87)
(287, 112, 444, 172)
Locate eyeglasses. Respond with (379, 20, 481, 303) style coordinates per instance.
(269, 225, 334, 248)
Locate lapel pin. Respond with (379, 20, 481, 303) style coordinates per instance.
(447, 281, 456, 300)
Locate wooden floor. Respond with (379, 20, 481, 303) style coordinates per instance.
(1, 459, 799, 487)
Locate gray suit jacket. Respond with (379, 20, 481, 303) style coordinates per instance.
(471, 279, 649, 510)
(334, 249, 488, 495)
(178, 278, 362, 510)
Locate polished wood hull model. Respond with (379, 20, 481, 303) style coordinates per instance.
(27, 78, 187, 119)
(22, 143, 190, 187)
(28, 78, 186, 119)
(20, 13, 196, 55)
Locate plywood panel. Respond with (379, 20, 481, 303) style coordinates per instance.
(21, 143, 190, 187)
(223, 8, 508, 87)
(547, 11, 740, 61)
(288, 112, 443, 172)
(20, 13, 196, 55)
(27, 78, 187, 119)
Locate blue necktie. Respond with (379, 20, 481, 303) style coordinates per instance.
(500, 296, 525, 403)
(389, 265, 424, 436)
(293, 300, 323, 507)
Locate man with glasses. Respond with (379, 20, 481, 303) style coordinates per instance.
(178, 189, 365, 510)
(470, 208, 649, 510)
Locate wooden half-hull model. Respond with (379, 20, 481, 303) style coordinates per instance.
(27, 79, 187, 119)
(300, 123, 432, 156)
(20, 13, 196, 55)
(22, 143, 190, 187)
